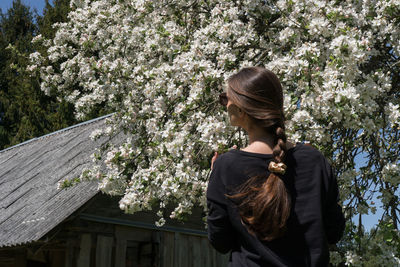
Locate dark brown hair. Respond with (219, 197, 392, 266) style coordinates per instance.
(227, 67, 290, 241)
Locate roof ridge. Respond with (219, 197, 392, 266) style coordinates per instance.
(0, 113, 115, 154)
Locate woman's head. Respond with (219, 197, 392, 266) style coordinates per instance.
(224, 67, 291, 241)
(225, 67, 285, 131)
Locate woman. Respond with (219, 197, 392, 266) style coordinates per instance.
(207, 67, 345, 266)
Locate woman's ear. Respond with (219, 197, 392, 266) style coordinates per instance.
(227, 104, 243, 127)
(237, 107, 245, 118)
(228, 104, 242, 116)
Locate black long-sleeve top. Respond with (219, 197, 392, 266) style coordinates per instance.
(207, 143, 345, 267)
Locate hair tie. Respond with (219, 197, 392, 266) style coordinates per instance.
(268, 161, 287, 175)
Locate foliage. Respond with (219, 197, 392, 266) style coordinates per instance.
(0, 0, 38, 148)
(29, 0, 400, 264)
(0, 0, 80, 150)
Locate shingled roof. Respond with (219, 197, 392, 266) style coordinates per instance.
(0, 114, 114, 247)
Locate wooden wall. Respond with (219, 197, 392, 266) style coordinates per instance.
(113, 225, 229, 267)
(0, 193, 230, 267)
(70, 224, 229, 267)
(1, 225, 229, 267)
(160, 230, 229, 267)
(1, 215, 229, 266)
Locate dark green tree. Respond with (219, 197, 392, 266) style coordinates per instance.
(0, 0, 77, 150)
(38, 0, 71, 40)
(0, 0, 38, 149)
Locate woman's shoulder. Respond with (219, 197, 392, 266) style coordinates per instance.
(291, 142, 322, 155)
(211, 148, 264, 176)
(288, 142, 331, 167)
(213, 149, 243, 167)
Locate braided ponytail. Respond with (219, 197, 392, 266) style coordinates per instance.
(225, 67, 291, 241)
(228, 126, 291, 241)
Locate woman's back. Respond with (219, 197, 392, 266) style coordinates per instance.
(207, 143, 345, 267)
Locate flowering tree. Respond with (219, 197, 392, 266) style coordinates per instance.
(29, 0, 400, 265)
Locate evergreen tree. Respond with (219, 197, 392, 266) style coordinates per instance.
(38, 0, 71, 40)
(0, 0, 38, 149)
(0, 0, 77, 150)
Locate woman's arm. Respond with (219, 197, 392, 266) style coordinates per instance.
(324, 161, 346, 244)
(207, 156, 236, 253)
(207, 198, 236, 253)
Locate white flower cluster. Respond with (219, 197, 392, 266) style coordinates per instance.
(382, 163, 400, 187)
(30, 0, 399, 263)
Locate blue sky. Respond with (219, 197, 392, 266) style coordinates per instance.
(0, 0, 51, 16)
(352, 153, 384, 231)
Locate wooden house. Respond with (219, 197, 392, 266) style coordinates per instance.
(0, 115, 228, 267)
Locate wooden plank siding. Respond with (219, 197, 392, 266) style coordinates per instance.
(160, 231, 174, 267)
(113, 225, 228, 267)
(77, 234, 91, 267)
(114, 238, 127, 267)
(77, 194, 230, 267)
(96, 235, 114, 267)
(0, 216, 229, 267)
(164, 231, 229, 267)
